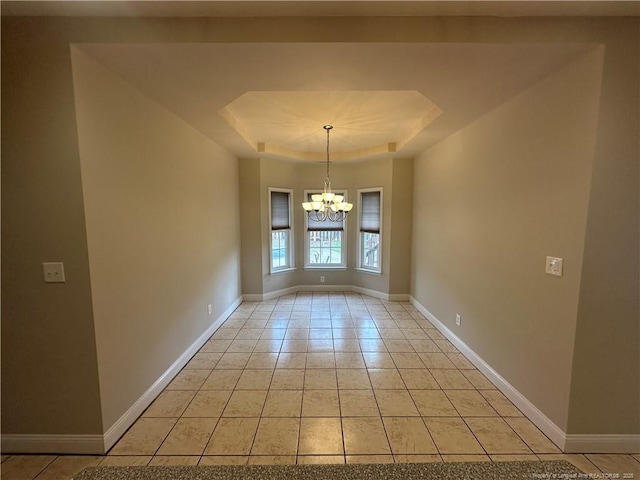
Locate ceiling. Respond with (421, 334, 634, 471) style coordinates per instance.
(219, 90, 442, 161)
(7, 0, 630, 163)
(4, 1, 635, 162)
(75, 41, 595, 162)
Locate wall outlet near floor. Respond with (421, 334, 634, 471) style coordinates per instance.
(456, 314, 461, 326)
(207, 304, 213, 315)
(320, 276, 325, 283)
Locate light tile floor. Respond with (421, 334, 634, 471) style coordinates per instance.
(2, 293, 639, 479)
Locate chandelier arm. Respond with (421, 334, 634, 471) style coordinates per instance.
(308, 208, 330, 223)
(327, 209, 345, 223)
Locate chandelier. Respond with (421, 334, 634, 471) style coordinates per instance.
(302, 125, 353, 221)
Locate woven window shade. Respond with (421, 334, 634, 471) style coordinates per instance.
(360, 191, 381, 234)
(271, 191, 290, 230)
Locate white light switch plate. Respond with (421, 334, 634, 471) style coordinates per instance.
(43, 262, 66, 283)
(545, 256, 563, 277)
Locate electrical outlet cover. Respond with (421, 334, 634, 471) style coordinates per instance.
(545, 256, 563, 276)
(43, 262, 66, 283)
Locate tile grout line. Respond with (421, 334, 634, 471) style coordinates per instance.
(415, 311, 496, 461)
(245, 329, 282, 458)
(387, 301, 442, 462)
(501, 416, 556, 458)
(401, 301, 450, 462)
(336, 392, 348, 464)
(361, 301, 397, 461)
(30, 455, 59, 480)
(196, 307, 250, 464)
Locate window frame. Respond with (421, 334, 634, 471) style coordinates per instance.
(303, 188, 348, 270)
(268, 187, 295, 274)
(356, 187, 383, 274)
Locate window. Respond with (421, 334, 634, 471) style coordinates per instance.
(269, 188, 294, 273)
(358, 188, 382, 272)
(305, 190, 347, 268)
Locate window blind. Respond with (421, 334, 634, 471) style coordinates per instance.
(271, 191, 290, 230)
(306, 193, 344, 232)
(360, 191, 381, 234)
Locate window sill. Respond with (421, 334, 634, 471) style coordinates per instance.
(270, 267, 296, 275)
(354, 267, 382, 276)
(304, 266, 347, 271)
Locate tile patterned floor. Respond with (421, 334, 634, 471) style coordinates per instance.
(2, 293, 639, 479)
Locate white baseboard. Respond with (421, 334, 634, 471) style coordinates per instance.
(409, 295, 567, 451)
(350, 285, 389, 300)
(295, 284, 353, 293)
(388, 293, 411, 301)
(245, 285, 410, 302)
(564, 435, 640, 454)
(409, 296, 640, 454)
(1, 296, 243, 455)
(0, 434, 104, 455)
(351, 286, 409, 302)
(262, 286, 300, 300)
(102, 295, 242, 452)
(242, 293, 266, 302)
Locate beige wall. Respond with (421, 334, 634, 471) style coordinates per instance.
(1, 14, 637, 444)
(241, 156, 410, 297)
(389, 159, 414, 295)
(567, 24, 640, 435)
(411, 44, 638, 435)
(239, 158, 264, 295)
(1, 22, 104, 435)
(71, 49, 242, 430)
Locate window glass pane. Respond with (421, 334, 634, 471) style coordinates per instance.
(308, 231, 342, 265)
(271, 230, 289, 269)
(362, 232, 380, 268)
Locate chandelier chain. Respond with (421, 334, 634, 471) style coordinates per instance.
(325, 125, 331, 184)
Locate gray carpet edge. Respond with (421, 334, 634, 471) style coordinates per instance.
(74, 460, 583, 480)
